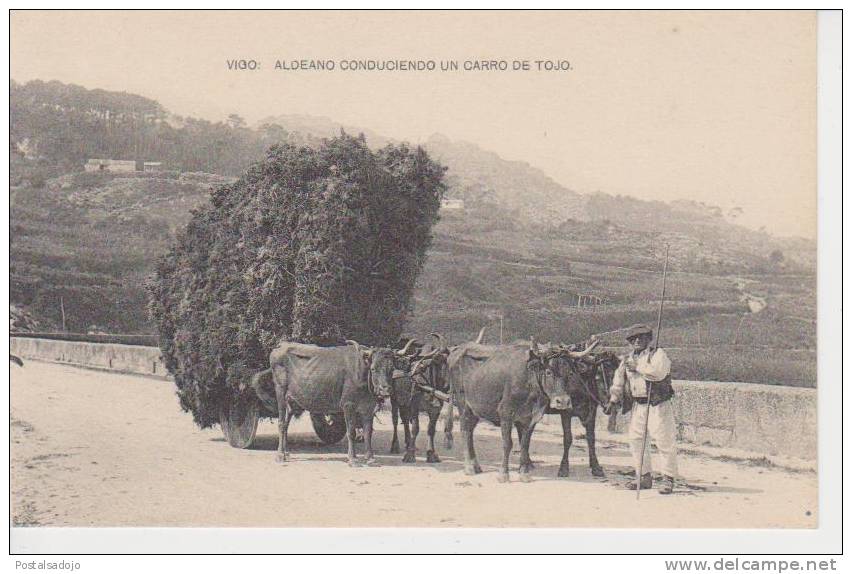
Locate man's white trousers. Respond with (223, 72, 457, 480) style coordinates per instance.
(628, 399, 678, 478)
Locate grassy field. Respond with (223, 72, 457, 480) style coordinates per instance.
(405, 207, 816, 388)
(11, 172, 817, 387)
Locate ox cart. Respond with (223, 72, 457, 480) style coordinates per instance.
(218, 341, 444, 450)
(218, 394, 347, 449)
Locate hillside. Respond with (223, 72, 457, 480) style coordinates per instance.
(9, 80, 816, 386)
(253, 115, 815, 272)
(10, 171, 228, 332)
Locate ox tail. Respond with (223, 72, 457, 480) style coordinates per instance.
(443, 356, 466, 450)
(250, 368, 276, 412)
(10, 354, 24, 367)
(443, 391, 454, 450)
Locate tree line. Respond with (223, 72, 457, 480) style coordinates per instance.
(10, 79, 320, 182)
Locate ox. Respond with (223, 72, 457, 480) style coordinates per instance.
(448, 338, 598, 482)
(389, 334, 451, 463)
(550, 346, 622, 477)
(267, 340, 399, 466)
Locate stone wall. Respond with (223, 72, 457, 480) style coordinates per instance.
(597, 381, 816, 460)
(11, 337, 817, 460)
(11, 337, 166, 377)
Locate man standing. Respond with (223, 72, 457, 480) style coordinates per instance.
(608, 323, 678, 494)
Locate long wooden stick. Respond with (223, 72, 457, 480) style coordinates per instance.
(653, 244, 670, 352)
(415, 383, 451, 403)
(637, 244, 669, 500)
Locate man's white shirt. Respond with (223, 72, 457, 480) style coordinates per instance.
(610, 347, 672, 401)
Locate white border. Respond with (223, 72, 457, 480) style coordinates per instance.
(6, 7, 843, 557)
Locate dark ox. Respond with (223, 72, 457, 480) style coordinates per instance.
(550, 346, 621, 477)
(389, 334, 451, 463)
(448, 339, 598, 483)
(267, 340, 397, 466)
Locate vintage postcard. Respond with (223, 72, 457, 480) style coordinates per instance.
(8, 8, 838, 554)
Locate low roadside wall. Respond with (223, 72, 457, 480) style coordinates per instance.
(591, 381, 816, 460)
(11, 337, 816, 460)
(11, 336, 166, 377)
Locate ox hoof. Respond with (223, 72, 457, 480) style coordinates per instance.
(464, 465, 482, 476)
(444, 434, 454, 450)
(426, 450, 440, 463)
(519, 473, 533, 483)
(557, 465, 570, 478)
(591, 466, 605, 477)
(276, 453, 289, 464)
(364, 457, 379, 466)
(348, 458, 359, 467)
(402, 451, 416, 463)
(497, 472, 510, 484)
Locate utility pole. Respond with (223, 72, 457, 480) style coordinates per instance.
(60, 296, 67, 332)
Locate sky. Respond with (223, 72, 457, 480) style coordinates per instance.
(10, 10, 817, 238)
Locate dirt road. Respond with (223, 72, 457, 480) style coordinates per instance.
(11, 361, 816, 528)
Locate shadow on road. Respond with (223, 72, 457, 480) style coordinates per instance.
(210, 424, 768, 494)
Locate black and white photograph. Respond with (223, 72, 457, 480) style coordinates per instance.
(7, 8, 843, 557)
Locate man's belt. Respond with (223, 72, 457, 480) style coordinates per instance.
(633, 395, 672, 406)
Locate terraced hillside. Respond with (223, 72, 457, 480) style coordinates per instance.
(9, 80, 815, 385)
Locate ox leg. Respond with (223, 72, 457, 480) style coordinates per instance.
(403, 407, 419, 463)
(558, 412, 573, 477)
(390, 400, 401, 454)
(515, 422, 534, 470)
(344, 406, 358, 466)
(426, 406, 441, 463)
(273, 367, 290, 464)
(443, 395, 454, 450)
(363, 412, 377, 466)
(498, 420, 513, 483)
(517, 423, 535, 483)
(460, 405, 482, 475)
(585, 410, 604, 477)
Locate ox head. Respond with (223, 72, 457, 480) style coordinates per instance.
(409, 333, 451, 390)
(347, 341, 397, 399)
(555, 338, 620, 408)
(367, 347, 397, 399)
(527, 338, 573, 411)
(590, 349, 622, 406)
(530, 337, 605, 410)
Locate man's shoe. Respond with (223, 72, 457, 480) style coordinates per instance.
(626, 472, 653, 490)
(658, 475, 675, 495)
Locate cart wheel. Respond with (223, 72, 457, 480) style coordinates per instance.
(310, 413, 347, 445)
(219, 397, 259, 449)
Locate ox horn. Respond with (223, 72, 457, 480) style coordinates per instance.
(397, 338, 418, 356)
(474, 326, 486, 344)
(563, 338, 601, 359)
(429, 332, 447, 351)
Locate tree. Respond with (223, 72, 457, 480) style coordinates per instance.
(148, 134, 446, 427)
(769, 249, 785, 266)
(226, 114, 246, 129)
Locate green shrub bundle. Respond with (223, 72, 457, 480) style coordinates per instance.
(148, 134, 446, 427)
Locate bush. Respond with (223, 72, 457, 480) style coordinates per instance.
(148, 134, 446, 427)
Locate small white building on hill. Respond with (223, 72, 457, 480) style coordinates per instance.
(84, 159, 137, 173)
(441, 198, 465, 210)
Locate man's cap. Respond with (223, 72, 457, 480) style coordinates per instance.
(625, 324, 653, 341)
